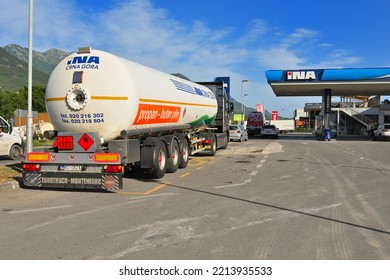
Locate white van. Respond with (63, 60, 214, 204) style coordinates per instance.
(0, 116, 23, 160)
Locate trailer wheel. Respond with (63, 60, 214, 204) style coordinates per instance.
(9, 145, 22, 160)
(204, 135, 216, 156)
(220, 132, 228, 149)
(166, 139, 179, 173)
(147, 139, 167, 178)
(178, 138, 189, 168)
(210, 136, 217, 156)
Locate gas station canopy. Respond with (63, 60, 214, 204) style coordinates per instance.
(265, 68, 390, 97)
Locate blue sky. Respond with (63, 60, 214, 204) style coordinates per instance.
(1, 0, 390, 117)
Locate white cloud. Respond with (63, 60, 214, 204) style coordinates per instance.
(317, 49, 362, 67)
(282, 28, 319, 47)
(255, 27, 361, 70)
(238, 20, 268, 46)
(0, 0, 29, 46)
(0, 0, 363, 117)
(257, 47, 305, 69)
(0, 0, 94, 51)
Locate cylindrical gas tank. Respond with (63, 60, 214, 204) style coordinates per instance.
(46, 48, 218, 142)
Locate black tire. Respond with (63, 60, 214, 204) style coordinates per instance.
(166, 139, 180, 173)
(205, 135, 217, 156)
(147, 139, 167, 178)
(220, 133, 228, 149)
(178, 138, 189, 168)
(10, 145, 22, 160)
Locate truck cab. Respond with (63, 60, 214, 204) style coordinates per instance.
(0, 116, 23, 160)
(246, 111, 265, 137)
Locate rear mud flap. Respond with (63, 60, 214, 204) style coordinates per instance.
(23, 172, 123, 190)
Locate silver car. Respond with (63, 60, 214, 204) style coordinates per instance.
(373, 123, 390, 140)
(229, 125, 249, 142)
(261, 124, 279, 139)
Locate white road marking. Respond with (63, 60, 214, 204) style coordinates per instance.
(215, 154, 267, 189)
(104, 216, 211, 258)
(9, 205, 72, 214)
(127, 193, 178, 200)
(214, 182, 247, 189)
(19, 200, 146, 232)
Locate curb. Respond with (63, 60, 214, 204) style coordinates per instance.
(0, 180, 20, 190)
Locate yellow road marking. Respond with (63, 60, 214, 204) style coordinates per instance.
(118, 155, 223, 195)
(188, 158, 206, 167)
(118, 181, 171, 195)
(179, 172, 191, 178)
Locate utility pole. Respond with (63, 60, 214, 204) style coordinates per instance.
(26, 0, 34, 153)
(241, 79, 248, 124)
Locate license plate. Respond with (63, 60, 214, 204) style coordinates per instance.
(59, 165, 84, 171)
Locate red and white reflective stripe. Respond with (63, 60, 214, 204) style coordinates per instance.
(26, 152, 50, 162)
(94, 153, 120, 163)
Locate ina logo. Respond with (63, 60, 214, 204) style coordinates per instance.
(67, 56, 100, 65)
(66, 56, 100, 70)
(287, 71, 316, 80)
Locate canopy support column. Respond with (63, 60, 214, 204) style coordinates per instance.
(322, 89, 332, 139)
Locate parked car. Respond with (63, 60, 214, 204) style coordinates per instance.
(229, 125, 248, 142)
(0, 115, 23, 160)
(261, 124, 278, 139)
(373, 123, 390, 140)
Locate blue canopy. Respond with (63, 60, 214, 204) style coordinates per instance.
(265, 68, 390, 96)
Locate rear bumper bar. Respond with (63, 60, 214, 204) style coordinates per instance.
(23, 171, 123, 190)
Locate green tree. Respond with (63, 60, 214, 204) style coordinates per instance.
(0, 90, 23, 120)
(0, 86, 46, 121)
(20, 85, 47, 113)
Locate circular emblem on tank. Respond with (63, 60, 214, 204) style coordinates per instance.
(66, 86, 89, 111)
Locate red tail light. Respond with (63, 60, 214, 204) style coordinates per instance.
(103, 165, 123, 173)
(204, 139, 211, 144)
(52, 139, 58, 148)
(23, 163, 41, 171)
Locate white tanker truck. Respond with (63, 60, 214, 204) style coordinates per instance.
(22, 47, 232, 190)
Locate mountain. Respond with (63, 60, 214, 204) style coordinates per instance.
(230, 96, 272, 120)
(2, 44, 69, 76)
(0, 44, 69, 91)
(0, 47, 47, 92)
(0, 44, 279, 119)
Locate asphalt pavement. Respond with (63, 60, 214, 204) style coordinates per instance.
(1, 134, 389, 259)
